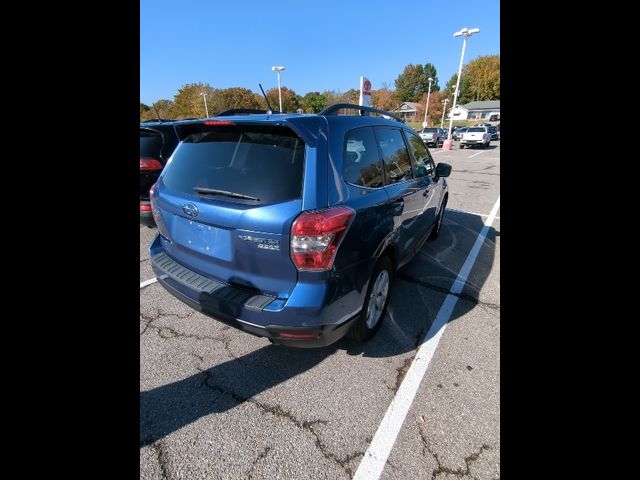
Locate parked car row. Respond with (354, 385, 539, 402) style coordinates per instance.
(146, 104, 452, 347)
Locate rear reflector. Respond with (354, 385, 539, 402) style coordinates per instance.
(204, 120, 235, 126)
(140, 204, 152, 212)
(278, 332, 320, 340)
(140, 157, 163, 171)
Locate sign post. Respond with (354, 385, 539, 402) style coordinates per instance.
(359, 76, 372, 107)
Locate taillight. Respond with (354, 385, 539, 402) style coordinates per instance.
(140, 157, 163, 171)
(140, 204, 152, 212)
(149, 183, 170, 237)
(291, 206, 355, 271)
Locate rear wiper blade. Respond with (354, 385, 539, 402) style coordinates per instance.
(193, 187, 260, 201)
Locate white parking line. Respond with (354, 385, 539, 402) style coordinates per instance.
(352, 195, 500, 480)
(468, 150, 487, 158)
(140, 278, 157, 289)
(446, 207, 500, 220)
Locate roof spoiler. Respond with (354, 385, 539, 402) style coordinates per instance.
(319, 103, 405, 124)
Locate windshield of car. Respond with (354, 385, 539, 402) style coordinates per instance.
(421, 128, 437, 133)
(162, 125, 305, 205)
(468, 127, 485, 132)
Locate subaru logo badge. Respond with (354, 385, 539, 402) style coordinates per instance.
(181, 203, 199, 218)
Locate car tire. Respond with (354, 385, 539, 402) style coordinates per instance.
(348, 256, 394, 342)
(430, 196, 448, 240)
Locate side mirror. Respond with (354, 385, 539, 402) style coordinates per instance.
(435, 163, 452, 178)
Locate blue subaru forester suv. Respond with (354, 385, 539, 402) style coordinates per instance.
(149, 104, 451, 347)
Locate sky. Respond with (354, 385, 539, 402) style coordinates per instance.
(140, 0, 500, 105)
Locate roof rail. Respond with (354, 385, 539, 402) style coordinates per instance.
(319, 103, 405, 124)
(216, 108, 272, 117)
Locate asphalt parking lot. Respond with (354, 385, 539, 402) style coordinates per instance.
(140, 140, 500, 479)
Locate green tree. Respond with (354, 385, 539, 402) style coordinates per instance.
(301, 92, 327, 113)
(169, 82, 215, 119)
(423, 63, 440, 91)
(395, 63, 440, 102)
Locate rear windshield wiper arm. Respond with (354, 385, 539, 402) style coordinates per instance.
(193, 187, 260, 201)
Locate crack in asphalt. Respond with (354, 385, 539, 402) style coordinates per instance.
(389, 356, 414, 393)
(150, 441, 172, 480)
(397, 272, 500, 313)
(247, 445, 272, 480)
(419, 427, 490, 479)
(197, 368, 362, 477)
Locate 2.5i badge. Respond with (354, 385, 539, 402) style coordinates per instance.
(237, 235, 280, 251)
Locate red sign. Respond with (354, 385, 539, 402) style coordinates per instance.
(363, 79, 372, 95)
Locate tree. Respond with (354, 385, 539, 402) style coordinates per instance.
(423, 63, 440, 91)
(208, 87, 261, 114)
(169, 82, 215, 119)
(415, 91, 445, 127)
(395, 63, 440, 102)
(266, 86, 300, 112)
(301, 92, 327, 113)
(371, 88, 397, 111)
(140, 99, 173, 121)
(459, 55, 500, 103)
(443, 56, 500, 106)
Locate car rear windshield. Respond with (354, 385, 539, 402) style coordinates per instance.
(421, 128, 438, 133)
(140, 130, 163, 158)
(162, 125, 305, 205)
(468, 127, 485, 132)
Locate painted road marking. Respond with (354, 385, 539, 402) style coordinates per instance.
(468, 150, 487, 158)
(446, 207, 500, 220)
(352, 195, 501, 480)
(140, 278, 157, 289)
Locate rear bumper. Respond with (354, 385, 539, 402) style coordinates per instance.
(149, 238, 364, 348)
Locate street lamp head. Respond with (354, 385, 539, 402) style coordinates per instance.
(272, 66, 285, 72)
(454, 27, 480, 37)
(468, 28, 480, 35)
(428, 77, 433, 83)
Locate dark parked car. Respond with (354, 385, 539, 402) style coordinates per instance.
(487, 125, 500, 140)
(140, 121, 181, 227)
(149, 104, 452, 347)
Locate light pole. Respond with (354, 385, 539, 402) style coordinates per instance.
(271, 66, 286, 112)
(422, 77, 433, 128)
(446, 27, 480, 147)
(200, 92, 209, 118)
(440, 99, 449, 128)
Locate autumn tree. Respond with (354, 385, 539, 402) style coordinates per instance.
(371, 88, 398, 111)
(415, 91, 445, 128)
(208, 87, 261, 114)
(395, 63, 440, 102)
(140, 99, 174, 121)
(266, 86, 300, 112)
(168, 82, 215, 119)
(459, 55, 500, 103)
(301, 92, 327, 113)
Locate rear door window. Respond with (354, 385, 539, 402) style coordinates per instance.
(162, 125, 305, 205)
(140, 129, 163, 158)
(343, 127, 383, 188)
(374, 127, 413, 184)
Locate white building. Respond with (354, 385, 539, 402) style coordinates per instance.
(449, 100, 500, 121)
